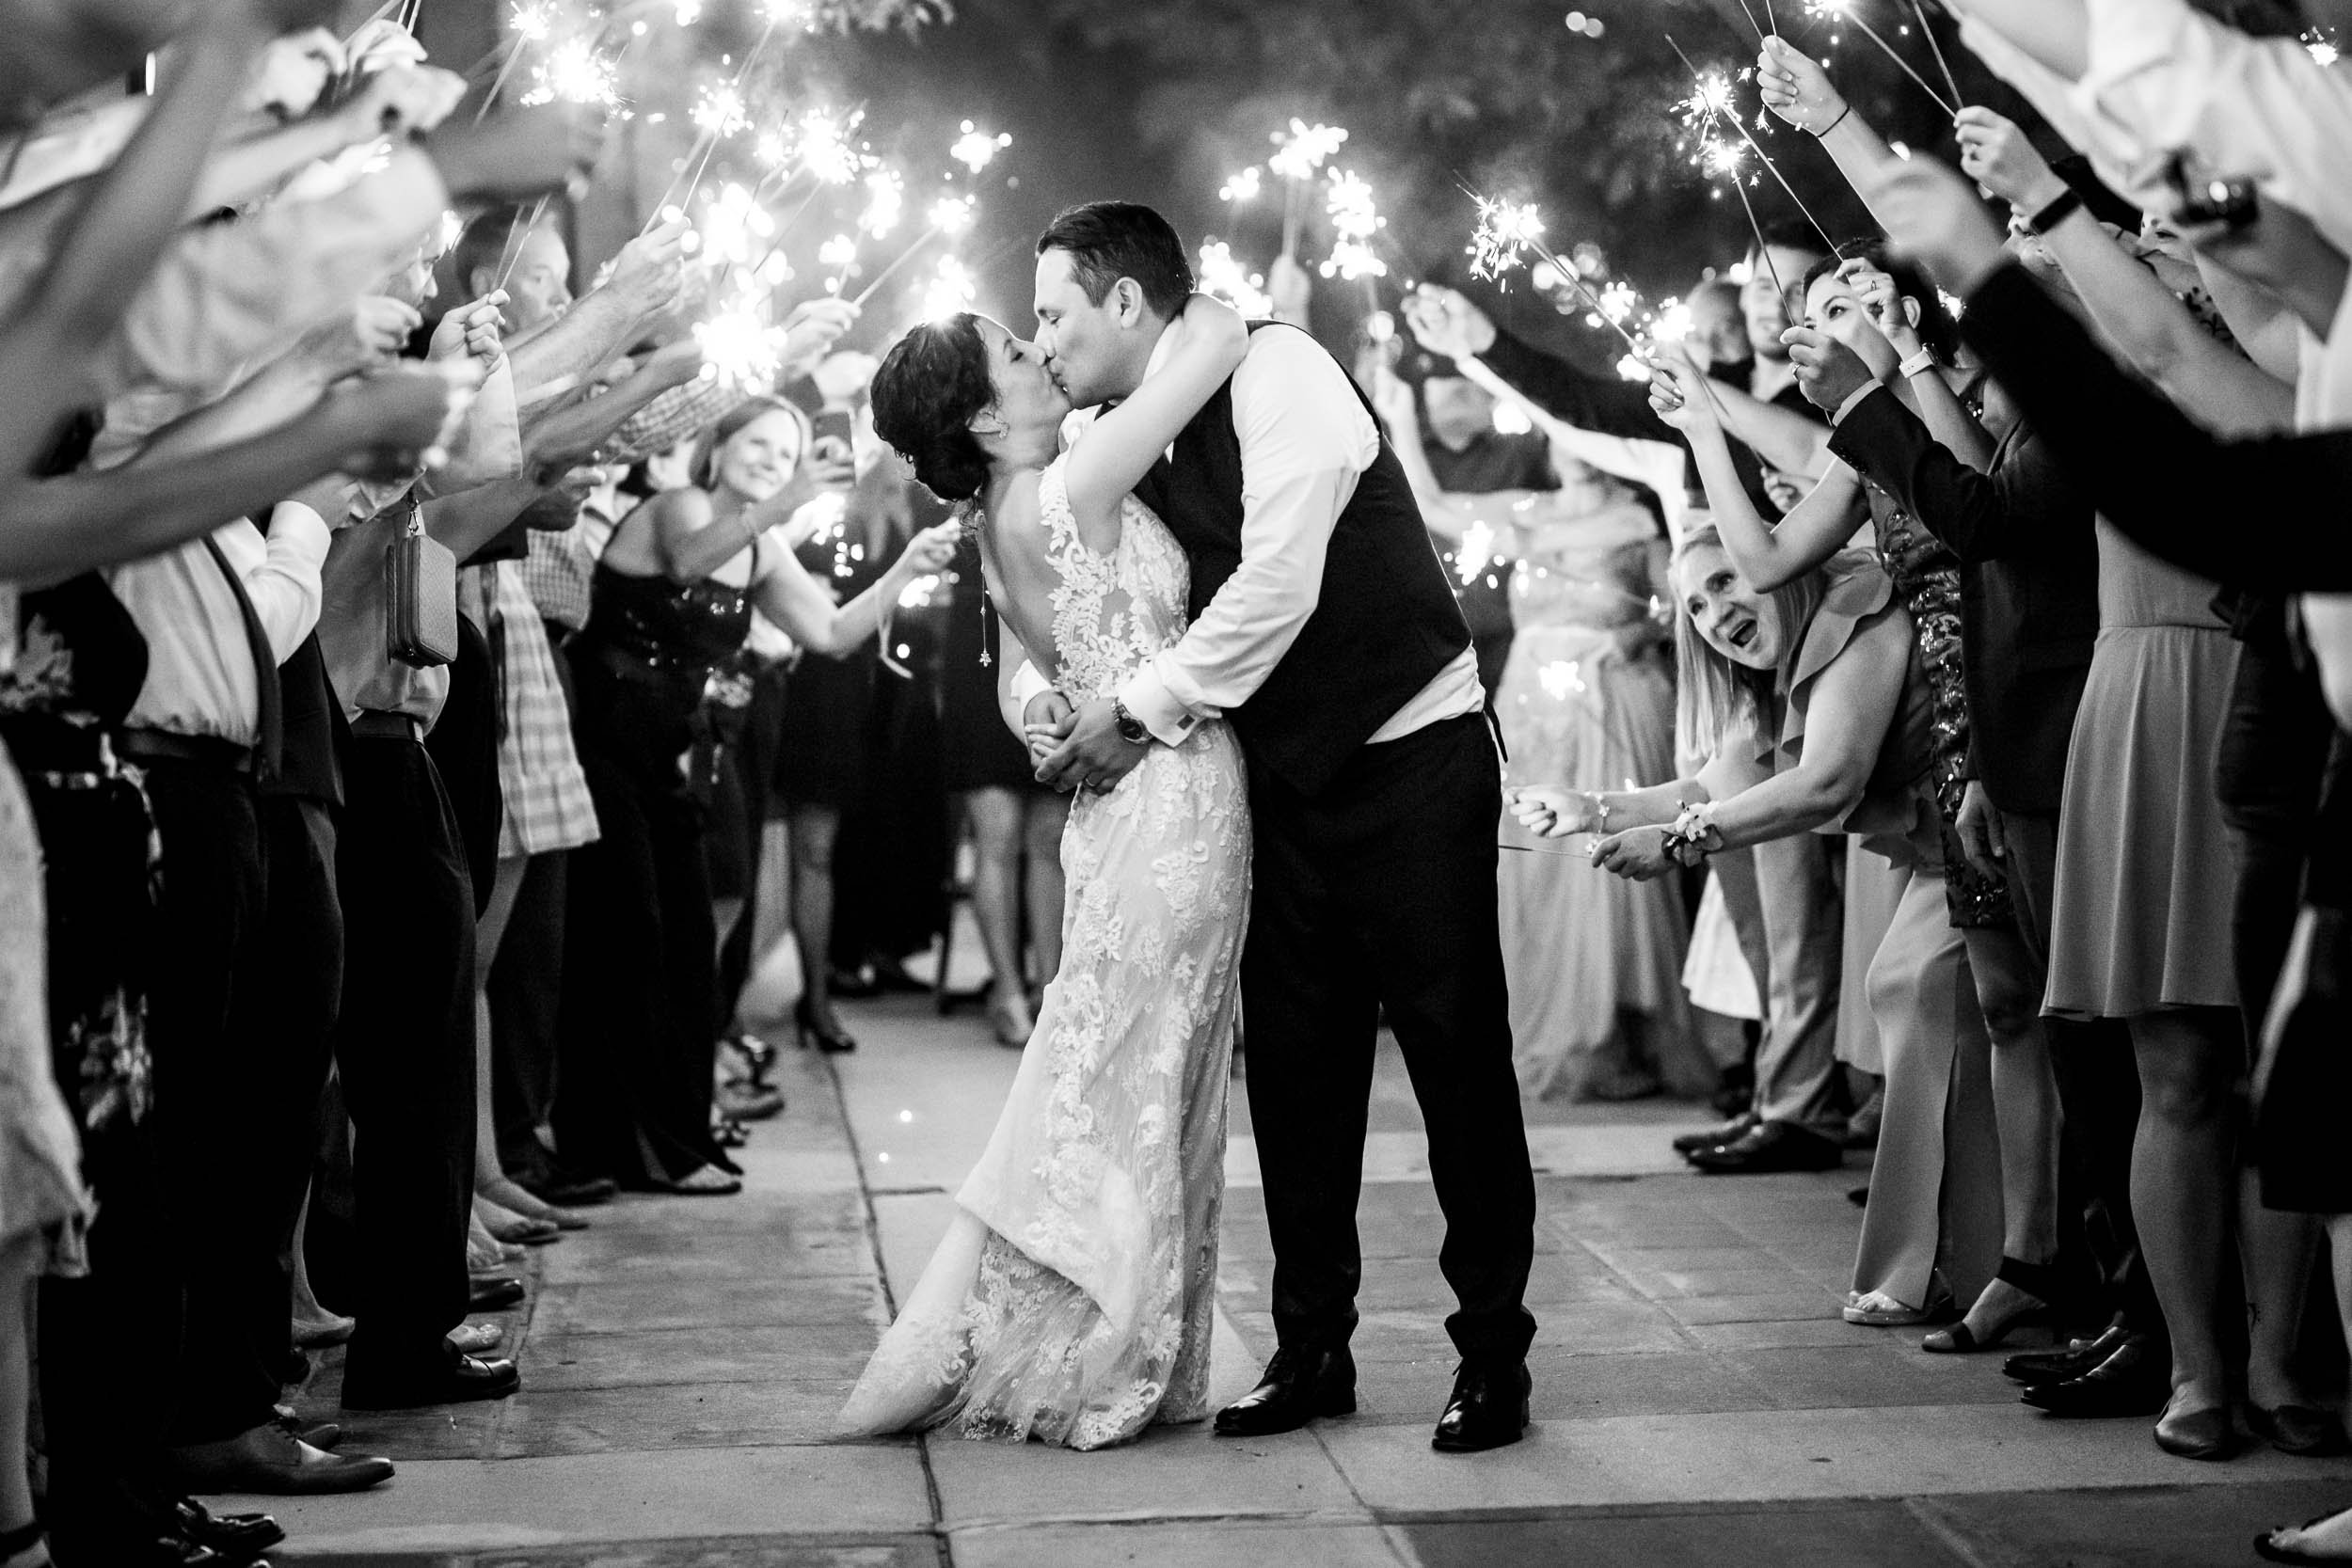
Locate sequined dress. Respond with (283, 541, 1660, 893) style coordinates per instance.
(837, 458, 1249, 1449)
(1861, 481, 2011, 930)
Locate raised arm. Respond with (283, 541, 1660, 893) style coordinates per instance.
(1649, 352, 1865, 591)
(1061, 293, 1247, 528)
(753, 520, 960, 656)
(1953, 105, 2291, 437)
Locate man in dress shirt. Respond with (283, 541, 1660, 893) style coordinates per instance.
(103, 493, 396, 1496)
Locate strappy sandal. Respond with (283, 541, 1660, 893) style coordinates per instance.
(2257, 1505, 2352, 1563)
(1923, 1257, 2062, 1353)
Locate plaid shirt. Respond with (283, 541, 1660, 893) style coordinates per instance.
(604, 377, 744, 464)
(489, 561, 598, 858)
(521, 519, 595, 633)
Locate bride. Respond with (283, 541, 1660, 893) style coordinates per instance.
(838, 292, 1252, 1449)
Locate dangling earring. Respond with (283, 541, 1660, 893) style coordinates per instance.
(977, 573, 993, 667)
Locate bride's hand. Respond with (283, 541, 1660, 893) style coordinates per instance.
(1025, 689, 1075, 764)
(1506, 785, 1602, 838)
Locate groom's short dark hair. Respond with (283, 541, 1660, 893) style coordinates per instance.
(1037, 202, 1195, 321)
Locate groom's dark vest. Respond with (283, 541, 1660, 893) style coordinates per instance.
(1133, 323, 1470, 798)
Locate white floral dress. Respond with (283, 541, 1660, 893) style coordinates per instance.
(836, 459, 1250, 1450)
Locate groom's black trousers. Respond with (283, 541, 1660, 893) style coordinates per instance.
(1241, 710, 1537, 1364)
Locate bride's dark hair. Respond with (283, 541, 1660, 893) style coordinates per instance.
(871, 313, 993, 503)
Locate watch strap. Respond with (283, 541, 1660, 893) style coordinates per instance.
(2020, 188, 2082, 237)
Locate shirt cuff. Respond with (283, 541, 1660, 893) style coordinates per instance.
(266, 501, 333, 567)
(1119, 659, 1201, 749)
(1831, 383, 1879, 426)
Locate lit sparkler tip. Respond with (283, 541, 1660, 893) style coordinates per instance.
(818, 233, 858, 267)
(1197, 240, 1275, 315)
(856, 168, 906, 239)
(509, 0, 554, 41)
(2308, 31, 2341, 66)
(1268, 119, 1349, 182)
(929, 195, 977, 236)
(692, 82, 749, 138)
(522, 37, 622, 109)
(797, 108, 869, 184)
(761, 0, 817, 27)
(917, 256, 977, 321)
(1701, 137, 1747, 178)
(949, 123, 1012, 175)
(1219, 166, 1263, 204)
(674, 0, 702, 23)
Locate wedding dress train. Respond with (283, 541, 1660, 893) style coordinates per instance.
(836, 459, 1249, 1449)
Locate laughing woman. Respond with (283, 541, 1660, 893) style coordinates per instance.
(1514, 527, 2001, 1327)
(556, 397, 958, 1195)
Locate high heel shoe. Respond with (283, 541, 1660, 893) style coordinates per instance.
(711, 1116, 750, 1149)
(987, 990, 1036, 1049)
(795, 999, 857, 1053)
(1923, 1257, 2061, 1354)
(729, 1031, 779, 1086)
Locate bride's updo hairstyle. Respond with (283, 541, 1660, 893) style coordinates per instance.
(871, 313, 993, 503)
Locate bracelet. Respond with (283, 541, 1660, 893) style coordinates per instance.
(1897, 347, 1938, 380)
(2018, 187, 2082, 238)
(1814, 103, 1851, 137)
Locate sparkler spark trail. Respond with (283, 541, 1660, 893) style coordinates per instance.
(1219, 166, 1263, 204)
(1320, 169, 1389, 285)
(1803, 0, 1958, 115)
(1665, 34, 1841, 254)
(1269, 119, 1348, 257)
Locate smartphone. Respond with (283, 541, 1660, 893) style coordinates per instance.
(2164, 150, 2258, 230)
(810, 407, 855, 459)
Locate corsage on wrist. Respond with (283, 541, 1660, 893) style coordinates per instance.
(1661, 800, 1723, 867)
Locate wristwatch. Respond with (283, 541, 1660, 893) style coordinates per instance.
(1111, 697, 1149, 746)
(2018, 187, 2083, 238)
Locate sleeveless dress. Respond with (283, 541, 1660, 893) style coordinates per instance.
(1493, 508, 1701, 1100)
(1766, 555, 1999, 1316)
(556, 557, 756, 1185)
(837, 459, 1250, 1449)
(2043, 521, 2241, 1019)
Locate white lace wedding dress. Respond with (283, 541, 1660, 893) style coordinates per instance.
(835, 459, 1250, 1450)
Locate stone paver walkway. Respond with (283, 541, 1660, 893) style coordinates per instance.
(224, 994, 2352, 1565)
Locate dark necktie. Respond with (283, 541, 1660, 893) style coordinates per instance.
(201, 531, 283, 783)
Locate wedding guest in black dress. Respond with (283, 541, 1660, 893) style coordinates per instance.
(556, 398, 957, 1192)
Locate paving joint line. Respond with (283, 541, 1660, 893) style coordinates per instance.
(819, 1049, 956, 1567)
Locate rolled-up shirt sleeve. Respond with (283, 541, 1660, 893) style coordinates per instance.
(1118, 326, 1374, 746)
(2076, 0, 2352, 254)
(250, 503, 332, 660)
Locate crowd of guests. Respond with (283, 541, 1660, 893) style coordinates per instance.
(3, 0, 2352, 1563)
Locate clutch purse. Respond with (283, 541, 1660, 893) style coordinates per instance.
(384, 496, 459, 668)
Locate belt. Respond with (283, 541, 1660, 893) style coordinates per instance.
(350, 711, 424, 743)
(115, 727, 253, 773)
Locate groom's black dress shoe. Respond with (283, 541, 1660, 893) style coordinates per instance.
(2004, 1324, 2133, 1386)
(2020, 1338, 2169, 1418)
(1672, 1113, 1756, 1156)
(1432, 1358, 1532, 1452)
(1686, 1121, 1842, 1174)
(1214, 1345, 1356, 1437)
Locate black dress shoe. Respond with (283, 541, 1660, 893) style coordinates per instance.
(1432, 1358, 1532, 1453)
(1214, 1345, 1356, 1437)
(2249, 1404, 2350, 1456)
(175, 1498, 286, 1558)
(342, 1350, 520, 1411)
(2005, 1324, 2133, 1386)
(2021, 1338, 2170, 1418)
(1687, 1120, 1842, 1174)
(469, 1275, 526, 1312)
(1672, 1113, 1756, 1156)
(165, 1421, 394, 1495)
(512, 1154, 618, 1209)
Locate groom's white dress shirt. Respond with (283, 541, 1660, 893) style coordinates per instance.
(1011, 321, 1485, 750)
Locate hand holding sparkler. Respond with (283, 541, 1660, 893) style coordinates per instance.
(1836, 257, 1923, 362)
(609, 214, 691, 319)
(777, 297, 861, 382)
(1506, 786, 1606, 840)
(429, 293, 509, 372)
(1644, 348, 1721, 435)
(1950, 106, 2065, 212)
(1402, 284, 1499, 361)
(342, 61, 468, 137)
(1781, 323, 1880, 412)
(1756, 35, 1849, 136)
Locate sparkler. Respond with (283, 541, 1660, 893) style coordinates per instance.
(1701, 134, 1787, 297)
(691, 302, 784, 393)
(850, 191, 974, 308)
(1802, 0, 1958, 116)
(1320, 166, 1388, 315)
(1665, 35, 1840, 254)
(916, 256, 977, 322)
(1268, 119, 1348, 257)
(1197, 241, 1275, 315)
(519, 35, 622, 109)
(1907, 0, 1966, 111)
(1464, 193, 1645, 359)
(478, 0, 555, 119)
(1218, 166, 1263, 204)
(949, 120, 1011, 175)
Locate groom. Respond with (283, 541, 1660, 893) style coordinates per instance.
(1024, 201, 1538, 1452)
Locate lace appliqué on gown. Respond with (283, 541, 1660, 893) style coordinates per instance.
(837, 461, 1248, 1450)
